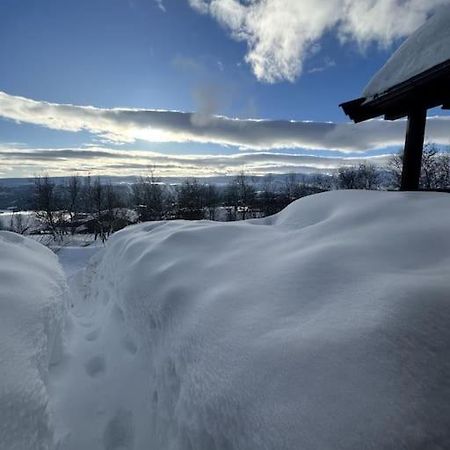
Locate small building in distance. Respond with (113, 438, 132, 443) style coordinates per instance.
(340, 7, 450, 191)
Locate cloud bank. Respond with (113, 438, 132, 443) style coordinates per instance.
(0, 146, 390, 178)
(188, 0, 450, 82)
(1, 91, 450, 152)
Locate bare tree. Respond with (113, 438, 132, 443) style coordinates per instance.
(358, 163, 380, 190)
(388, 153, 403, 189)
(104, 181, 126, 236)
(338, 163, 380, 190)
(284, 173, 298, 202)
(311, 174, 335, 191)
(9, 211, 32, 235)
(421, 145, 439, 189)
(261, 174, 279, 216)
(389, 144, 450, 190)
(133, 172, 165, 221)
(33, 175, 63, 239)
(337, 166, 361, 190)
(224, 182, 238, 221)
(176, 178, 206, 220)
(203, 184, 221, 220)
(85, 178, 122, 242)
(82, 175, 94, 213)
(66, 175, 81, 234)
(226, 171, 256, 220)
(435, 152, 450, 189)
(91, 177, 107, 242)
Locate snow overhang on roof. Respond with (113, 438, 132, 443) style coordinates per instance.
(340, 7, 450, 123)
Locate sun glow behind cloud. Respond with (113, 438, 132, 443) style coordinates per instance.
(0, 145, 392, 178)
(1, 89, 450, 177)
(2, 91, 450, 156)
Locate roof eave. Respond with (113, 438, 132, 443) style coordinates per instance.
(340, 59, 450, 123)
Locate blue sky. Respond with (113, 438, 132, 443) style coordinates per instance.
(0, 0, 449, 177)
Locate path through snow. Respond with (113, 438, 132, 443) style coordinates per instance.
(50, 244, 153, 450)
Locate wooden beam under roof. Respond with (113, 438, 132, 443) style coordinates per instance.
(340, 59, 450, 191)
(340, 59, 450, 123)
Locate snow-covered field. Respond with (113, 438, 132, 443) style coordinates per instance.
(2, 191, 450, 449)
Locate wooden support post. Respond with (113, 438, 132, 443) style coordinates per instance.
(400, 108, 427, 191)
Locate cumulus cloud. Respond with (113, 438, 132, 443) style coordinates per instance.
(0, 145, 390, 178)
(1, 91, 450, 152)
(188, 0, 450, 82)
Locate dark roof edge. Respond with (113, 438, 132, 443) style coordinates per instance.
(340, 59, 450, 123)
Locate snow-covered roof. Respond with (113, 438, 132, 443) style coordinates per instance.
(364, 7, 450, 98)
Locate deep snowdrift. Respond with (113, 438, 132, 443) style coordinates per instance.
(3, 191, 450, 450)
(0, 232, 67, 450)
(364, 6, 450, 97)
(74, 190, 450, 450)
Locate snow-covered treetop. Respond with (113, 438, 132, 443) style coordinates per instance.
(364, 7, 450, 99)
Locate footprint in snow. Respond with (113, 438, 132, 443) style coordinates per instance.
(122, 335, 138, 355)
(85, 328, 100, 342)
(85, 355, 106, 377)
(103, 409, 134, 450)
(111, 304, 125, 323)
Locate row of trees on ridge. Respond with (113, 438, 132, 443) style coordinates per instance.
(4, 145, 450, 241)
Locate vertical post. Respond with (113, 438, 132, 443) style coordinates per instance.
(401, 107, 427, 191)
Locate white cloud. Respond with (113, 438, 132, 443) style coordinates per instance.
(155, 0, 166, 12)
(0, 145, 390, 178)
(308, 57, 336, 74)
(1, 91, 450, 152)
(188, 0, 450, 83)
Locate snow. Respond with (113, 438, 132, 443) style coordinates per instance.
(0, 231, 67, 450)
(56, 190, 450, 449)
(0, 210, 39, 232)
(56, 237, 102, 278)
(364, 6, 450, 98)
(3, 191, 450, 449)
(49, 244, 154, 450)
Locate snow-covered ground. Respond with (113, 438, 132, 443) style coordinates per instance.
(0, 210, 39, 231)
(50, 235, 101, 274)
(0, 231, 67, 450)
(2, 191, 450, 449)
